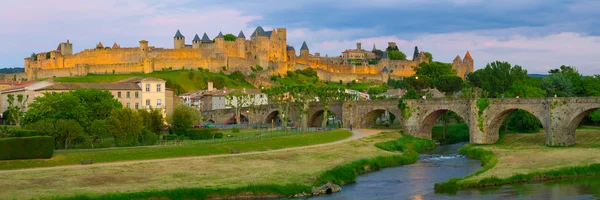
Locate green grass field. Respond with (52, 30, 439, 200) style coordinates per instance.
(53, 70, 255, 94)
(0, 130, 351, 170)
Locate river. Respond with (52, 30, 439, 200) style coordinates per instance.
(308, 142, 600, 200)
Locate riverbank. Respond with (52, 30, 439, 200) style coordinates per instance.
(435, 128, 600, 192)
(0, 131, 434, 199)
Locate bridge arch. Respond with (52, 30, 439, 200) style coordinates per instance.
(486, 107, 546, 143)
(564, 105, 600, 145)
(308, 109, 342, 127)
(360, 109, 401, 128)
(264, 110, 280, 124)
(415, 108, 470, 141)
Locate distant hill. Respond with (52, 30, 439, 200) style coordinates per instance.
(527, 74, 548, 78)
(0, 67, 24, 74)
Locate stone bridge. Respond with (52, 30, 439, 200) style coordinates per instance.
(202, 97, 600, 146)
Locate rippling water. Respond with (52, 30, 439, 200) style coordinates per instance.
(307, 142, 600, 200)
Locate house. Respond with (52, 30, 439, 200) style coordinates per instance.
(1, 81, 54, 113)
(345, 89, 370, 100)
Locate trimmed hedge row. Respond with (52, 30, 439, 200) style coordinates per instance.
(10, 129, 40, 137)
(0, 136, 54, 160)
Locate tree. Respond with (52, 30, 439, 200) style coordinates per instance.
(108, 108, 143, 147)
(547, 65, 585, 96)
(223, 33, 236, 41)
(138, 108, 163, 134)
(387, 50, 407, 60)
(289, 85, 318, 130)
(505, 78, 546, 98)
(88, 120, 109, 148)
(167, 104, 201, 135)
(423, 52, 433, 62)
(590, 110, 600, 125)
(23, 92, 86, 125)
(541, 73, 573, 97)
(26, 119, 84, 149)
(71, 88, 122, 130)
(412, 46, 419, 61)
(414, 62, 456, 84)
(315, 86, 350, 128)
(30, 52, 37, 61)
(6, 94, 28, 126)
(372, 49, 384, 59)
(467, 61, 527, 97)
(403, 75, 431, 91)
(263, 86, 293, 130)
(225, 91, 255, 126)
(436, 75, 464, 95)
(583, 75, 600, 96)
(402, 89, 420, 99)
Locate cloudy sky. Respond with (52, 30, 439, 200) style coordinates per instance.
(1, 0, 599, 75)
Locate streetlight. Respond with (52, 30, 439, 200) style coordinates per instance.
(246, 110, 250, 128)
(415, 76, 419, 80)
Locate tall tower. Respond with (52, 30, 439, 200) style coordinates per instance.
(357, 42, 362, 50)
(58, 40, 73, 55)
(192, 34, 201, 49)
(372, 43, 376, 51)
(215, 32, 224, 50)
(463, 51, 474, 77)
(174, 30, 185, 49)
(236, 30, 246, 58)
(300, 41, 309, 60)
(139, 40, 149, 54)
(276, 28, 287, 61)
(286, 45, 296, 64)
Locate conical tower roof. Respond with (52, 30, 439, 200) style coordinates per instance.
(251, 26, 266, 37)
(216, 32, 224, 39)
(193, 34, 201, 41)
(112, 42, 120, 49)
(381, 66, 389, 73)
(453, 55, 462, 62)
(237, 30, 246, 39)
(201, 33, 211, 41)
(174, 30, 184, 38)
(464, 51, 473, 60)
(300, 41, 309, 50)
(96, 42, 104, 48)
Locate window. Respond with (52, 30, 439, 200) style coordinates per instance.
(126, 92, 130, 98)
(157, 99, 162, 108)
(135, 92, 139, 98)
(135, 103, 139, 109)
(126, 102, 130, 108)
(156, 84, 161, 92)
(146, 99, 150, 106)
(117, 92, 121, 98)
(145, 84, 150, 92)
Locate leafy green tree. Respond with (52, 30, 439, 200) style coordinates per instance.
(583, 75, 600, 96)
(138, 108, 163, 134)
(88, 119, 109, 144)
(289, 85, 318, 130)
(414, 62, 456, 84)
(71, 88, 122, 129)
(435, 75, 463, 95)
(589, 110, 600, 125)
(372, 49, 384, 59)
(387, 79, 405, 89)
(108, 108, 143, 147)
(139, 129, 158, 145)
(223, 33, 236, 41)
(412, 46, 419, 61)
(30, 53, 37, 61)
(423, 52, 433, 62)
(6, 94, 28, 126)
(27, 119, 85, 149)
(387, 50, 407, 60)
(367, 85, 389, 96)
(403, 75, 431, 91)
(402, 89, 420, 99)
(505, 78, 546, 98)
(262, 86, 293, 130)
(467, 61, 527, 97)
(24, 92, 86, 125)
(225, 91, 255, 126)
(541, 73, 573, 97)
(547, 65, 585, 96)
(315, 86, 350, 128)
(167, 104, 201, 135)
(229, 71, 246, 82)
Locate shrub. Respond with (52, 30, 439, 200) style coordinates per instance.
(186, 129, 212, 140)
(139, 129, 158, 145)
(10, 129, 40, 137)
(0, 136, 54, 160)
(166, 134, 178, 140)
(232, 127, 240, 133)
(214, 132, 224, 139)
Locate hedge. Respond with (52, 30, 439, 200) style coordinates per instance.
(10, 129, 40, 137)
(186, 129, 221, 140)
(0, 136, 54, 160)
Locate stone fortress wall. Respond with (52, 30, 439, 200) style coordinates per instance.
(18, 26, 473, 84)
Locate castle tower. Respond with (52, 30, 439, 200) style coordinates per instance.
(357, 42, 362, 50)
(201, 33, 211, 44)
(463, 51, 474, 77)
(372, 43, 376, 51)
(418, 51, 429, 64)
(276, 28, 287, 61)
(192, 34, 201, 49)
(452, 55, 463, 77)
(286, 45, 296, 64)
(300, 41, 310, 60)
(174, 30, 185, 49)
(57, 40, 73, 55)
(215, 32, 224, 50)
(96, 42, 104, 49)
(139, 40, 149, 54)
(381, 66, 390, 82)
(237, 30, 246, 58)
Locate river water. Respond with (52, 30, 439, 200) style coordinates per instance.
(308, 142, 600, 200)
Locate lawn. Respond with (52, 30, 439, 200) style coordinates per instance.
(462, 129, 600, 183)
(0, 130, 351, 170)
(0, 131, 403, 199)
(53, 70, 255, 94)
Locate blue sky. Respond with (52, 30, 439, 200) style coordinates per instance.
(1, 0, 599, 74)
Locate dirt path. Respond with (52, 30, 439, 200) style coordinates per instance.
(0, 129, 393, 173)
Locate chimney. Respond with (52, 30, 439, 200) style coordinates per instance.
(208, 82, 214, 91)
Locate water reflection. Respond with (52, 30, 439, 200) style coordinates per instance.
(308, 142, 600, 200)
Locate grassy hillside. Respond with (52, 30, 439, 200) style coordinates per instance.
(273, 68, 378, 92)
(53, 70, 255, 94)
